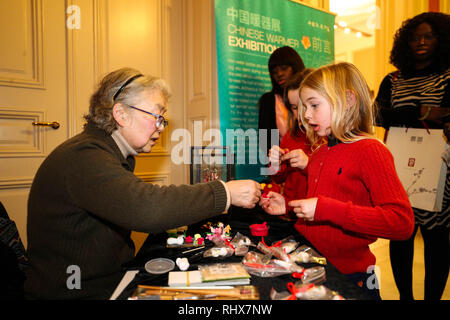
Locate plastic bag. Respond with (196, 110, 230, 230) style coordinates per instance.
(203, 246, 234, 258)
(290, 245, 327, 265)
(242, 251, 303, 277)
(292, 266, 326, 284)
(257, 236, 300, 262)
(278, 236, 299, 254)
(229, 232, 254, 256)
(257, 240, 289, 262)
(290, 282, 344, 300)
(270, 282, 344, 300)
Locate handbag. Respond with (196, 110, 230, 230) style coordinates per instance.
(385, 127, 448, 212)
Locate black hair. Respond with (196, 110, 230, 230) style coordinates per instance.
(268, 46, 305, 94)
(390, 12, 450, 73)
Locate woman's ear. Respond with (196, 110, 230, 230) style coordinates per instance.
(112, 103, 129, 127)
(345, 90, 356, 109)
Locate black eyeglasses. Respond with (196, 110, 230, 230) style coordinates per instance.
(126, 105, 168, 129)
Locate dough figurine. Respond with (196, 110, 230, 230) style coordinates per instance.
(261, 183, 280, 198)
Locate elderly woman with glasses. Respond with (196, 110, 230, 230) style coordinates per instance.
(25, 67, 261, 300)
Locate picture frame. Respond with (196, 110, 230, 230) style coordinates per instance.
(190, 146, 235, 184)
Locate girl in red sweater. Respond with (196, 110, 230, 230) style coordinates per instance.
(266, 70, 311, 220)
(260, 62, 415, 299)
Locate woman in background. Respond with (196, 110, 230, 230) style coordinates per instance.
(258, 46, 305, 157)
(375, 12, 450, 300)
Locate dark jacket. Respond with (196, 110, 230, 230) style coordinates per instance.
(25, 123, 227, 299)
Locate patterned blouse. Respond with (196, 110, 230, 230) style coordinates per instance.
(375, 64, 450, 229)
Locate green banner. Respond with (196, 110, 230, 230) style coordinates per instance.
(215, 0, 335, 181)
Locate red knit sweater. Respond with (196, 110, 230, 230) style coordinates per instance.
(295, 138, 414, 274)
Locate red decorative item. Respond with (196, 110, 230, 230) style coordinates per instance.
(250, 222, 269, 236)
(261, 183, 280, 198)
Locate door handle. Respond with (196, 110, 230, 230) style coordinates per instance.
(32, 121, 60, 129)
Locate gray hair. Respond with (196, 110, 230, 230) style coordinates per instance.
(84, 67, 171, 134)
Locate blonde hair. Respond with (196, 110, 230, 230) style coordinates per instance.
(299, 62, 375, 149)
(85, 67, 171, 134)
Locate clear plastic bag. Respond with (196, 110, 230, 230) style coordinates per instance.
(230, 232, 253, 246)
(257, 240, 290, 262)
(278, 236, 299, 254)
(241, 251, 303, 277)
(270, 282, 344, 300)
(271, 259, 304, 273)
(230, 232, 254, 256)
(292, 266, 326, 284)
(290, 282, 345, 300)
(203, 246, 234, 258)
(290, 245, 327, 265)
(256, 236, 299, 262)
(269, 287, 296, 300)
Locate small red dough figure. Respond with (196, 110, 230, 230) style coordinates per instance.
(197, 237, 204, 245)
(185, 235, 193, 243)
(261, 183, 280, 198)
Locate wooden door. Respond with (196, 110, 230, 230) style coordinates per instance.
(0, 0, 69, 246)
(0, 0, 189, 250)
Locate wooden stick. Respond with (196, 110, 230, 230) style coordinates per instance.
(137, 285, 258, 299)
(139, 285, 240, 297)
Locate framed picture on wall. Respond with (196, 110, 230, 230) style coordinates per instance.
(190, 146, 235, 184)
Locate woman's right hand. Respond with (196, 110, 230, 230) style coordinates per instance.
(259, 191, 286, 215)
(226, 180, 261, 209)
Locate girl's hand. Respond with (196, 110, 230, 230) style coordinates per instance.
(282, 149, 309, 169)
(288, 198, 318, 221)
(268, 145, 287, 167)
(259, 191, 286, 215)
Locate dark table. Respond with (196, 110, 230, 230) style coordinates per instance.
(118, 206, 373, 300)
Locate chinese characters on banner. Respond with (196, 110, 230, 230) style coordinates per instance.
(215, 0, 335, 180)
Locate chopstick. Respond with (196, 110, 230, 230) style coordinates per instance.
(137, 285, 259, 299)
(181, 245, 205, 254)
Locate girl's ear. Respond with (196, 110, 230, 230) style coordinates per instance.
(112, 103, 129, 127)
(345, 90, 356, 109)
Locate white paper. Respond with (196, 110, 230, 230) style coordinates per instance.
(109, 270, 139, 300)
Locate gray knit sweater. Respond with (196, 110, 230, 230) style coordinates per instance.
(25, 123, 227, 299)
